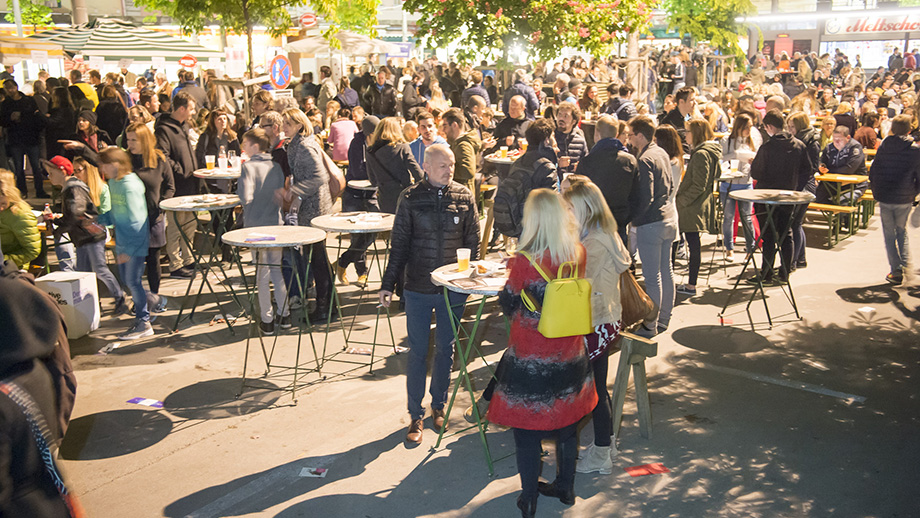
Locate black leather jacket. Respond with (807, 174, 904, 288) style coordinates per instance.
(382, 180, 480, 294)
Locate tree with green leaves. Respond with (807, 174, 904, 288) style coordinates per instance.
(663, 0, 755, 62)
(5, 0, 53, 31)
(133, 0, 379, 77)
(403, 0, 654, 63)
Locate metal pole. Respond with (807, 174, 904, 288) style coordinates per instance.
(72, 0, 89, 25)
(12, 0, 23, 37)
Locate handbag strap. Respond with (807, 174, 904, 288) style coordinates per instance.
(0, 379, 85, 518)
(518, 251, 550, 282)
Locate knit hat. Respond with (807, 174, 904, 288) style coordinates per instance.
(362, 115, 380, 137)
(50, 155, 73, 176)
(78, 110, 97, 126)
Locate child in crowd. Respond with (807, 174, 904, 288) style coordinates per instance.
(96, 147, 152, 341)
(238, 128, 289, 335)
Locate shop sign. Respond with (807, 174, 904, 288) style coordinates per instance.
(826, 15, 920, 36)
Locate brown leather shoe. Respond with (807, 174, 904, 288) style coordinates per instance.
(432, 408, 448, 433)
(406, 419, 423, 444)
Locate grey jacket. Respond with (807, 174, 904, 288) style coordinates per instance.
(287, 133, 332, 226)
(630, 142, 677, 227)
(238, 153, 284, 227)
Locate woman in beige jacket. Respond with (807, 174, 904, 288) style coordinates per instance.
(564, 178, 632, 475)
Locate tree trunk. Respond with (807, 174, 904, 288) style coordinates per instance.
(241, 0, 254, 78)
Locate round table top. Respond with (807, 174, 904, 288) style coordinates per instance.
(347, 179, 377, 191)
(484, 152, 520, 165)
(193, 168, 241, 180)
(719, 171, 747, 182)
(311, 212, 395, 233)
(222, 225, 326, 248)
(160, 194, 241, 212)
(431, 261, 509, 296)
(730, 189, 815, 205)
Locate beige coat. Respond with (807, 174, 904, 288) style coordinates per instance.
(583, 227, 632, 327)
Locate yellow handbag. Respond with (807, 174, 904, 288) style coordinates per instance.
(519, 251, 593, 338)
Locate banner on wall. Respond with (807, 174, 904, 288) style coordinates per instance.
(825, 15, 920, 36)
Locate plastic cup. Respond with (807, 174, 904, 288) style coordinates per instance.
(520, 138, 528, 152)
(585, 111, 592, 120)
(218, 156, 228, 170)
(457, 248, 471, 271)
(205, 155, 215, 170)
(730, 159, 739, 171)
(500, 146, 508, 158)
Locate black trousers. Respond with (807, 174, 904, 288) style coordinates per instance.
(513, 423, 578, 499)
(756, 204, 794, 279)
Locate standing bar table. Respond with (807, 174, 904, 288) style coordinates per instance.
(159, 194, 244, 333)
(431, 261, 510, 476)
(222, 225, 328, 402)
(311, 212, 396, 372)
(719, 189, 815, 327)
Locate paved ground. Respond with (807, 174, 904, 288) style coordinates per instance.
(58, 212, 920, 518)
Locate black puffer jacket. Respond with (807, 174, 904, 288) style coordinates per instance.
(554, 127, 588, 176)
(382, 180, 480, 294)
(366, 139, 423, 214)
(52, 177, 105, 247)
(155, 114, 200, 197)
(576, 137, 638, 229)
(751, 132, 812, 190)
(869, 135, 920, 204)
(493, 146, 557, 238)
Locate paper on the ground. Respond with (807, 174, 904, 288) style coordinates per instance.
(624, 463, 670, 477)
(346, 347, 373, 355)
(97, 342, 122, 355)
(857, 306, 876, 314)
(127, 398, 164, 408)
(299, 467, 328, 478)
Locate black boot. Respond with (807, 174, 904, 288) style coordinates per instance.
(308, 302, 339, 325)
(537, 480, 575, 505)
(516, 494, 537, 518)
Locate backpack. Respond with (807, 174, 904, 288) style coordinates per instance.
(493, 156, 554, 238)
(518, 251, 593, 338)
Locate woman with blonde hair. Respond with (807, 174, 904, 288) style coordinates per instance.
(563, 180, 631, 475)
(96, 148, 153, 341)
(427, 80, 450, 113)
(279, 107, 336, 322)
(366, 117, 423, 214)
(675, 118, 722, 296)
(833, 101, 858, 137)
(488, 188, 596, 518)
(0, 169, 41, 269)
(819, 115, 837, 149)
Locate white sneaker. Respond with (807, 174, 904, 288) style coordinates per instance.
(576, 444, 613, 474)
(118, 321, 154, 341)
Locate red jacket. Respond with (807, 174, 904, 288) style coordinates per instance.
(488, 247, 597, 430)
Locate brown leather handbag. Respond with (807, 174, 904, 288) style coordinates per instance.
(619, 270, 655, 329)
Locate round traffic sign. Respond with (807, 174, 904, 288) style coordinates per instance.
(179, 54, 198, 68)
(270, 55, 292, 89)
(300, 13, 317, 27)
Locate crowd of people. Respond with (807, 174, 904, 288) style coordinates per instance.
(2, 42, 920, 517)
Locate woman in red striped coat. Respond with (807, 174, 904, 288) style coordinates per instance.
(488, 188, 597, 518)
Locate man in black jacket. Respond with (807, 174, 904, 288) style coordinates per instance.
(0, 79, 47, 198)
(660, 86, 696, 153)
(401, 73, 426, 121)
(378, 144, 480, 445)
(155, 91, 199, 277)
(363, 70, 398, 118)
(869, 115, 920, 284)
(554, 101, 587, 177)
(749, 110, 813, 284)
(575, 114, 638, 246)
(493, 118, 557, 238)
(816, 125, 868, 205)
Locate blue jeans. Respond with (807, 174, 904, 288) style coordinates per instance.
(54, 233, 76, 272)
(719, 183, 754, 252)
(404, 289, 468, 420)
(76, 239, 124, 302)
(635, 219, 678, 329)
(879, 203, 912, 275)
(117, 255, 149, 323)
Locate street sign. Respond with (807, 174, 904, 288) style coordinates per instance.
(270, 55, 292, 89)
(179, 54, 198, 68)
(300, 13, 317, 27)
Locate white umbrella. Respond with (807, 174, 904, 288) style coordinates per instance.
(284, 31, 401, 56)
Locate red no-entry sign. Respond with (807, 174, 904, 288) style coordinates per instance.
(179, 54, 198, 68)
(300, 13, 317, 27)
(270, 55, 293, 89)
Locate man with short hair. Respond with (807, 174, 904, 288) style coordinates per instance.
(554, 101, 587, 177)
(68, 69, 99, 108)
(660, 86, 697, 152)
(363, 70, 397, 118)
(409, 111, 447, 167)
(258, 110, 290, 177)
(493, 117, 558, 239)
(139, 90, 161, 119)
(501, 69, 540, 120)
(402, 73, 426, 121)
(869, 114, 920, 285)
(172, 70, 209, 110)
(155, 91, 199, 277)
(816, 125, 868, 205)
(316, 66, 338, 120)
(300, 72, 318, 99)
(379, 144, 480, 444)
(490, 95, 530, 153)
(575, 114, 638, 245)
(461, 70, 490, 107)
(0, 79, 47, 198)
(749, 109, 813, 285)
(553, 73, 571, 104)
(628, 115, 677, 336)
(441, 108, 481, 194)
(607, 83, 638, 121)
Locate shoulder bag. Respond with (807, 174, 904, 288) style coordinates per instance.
(619, 270, 656, 329)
